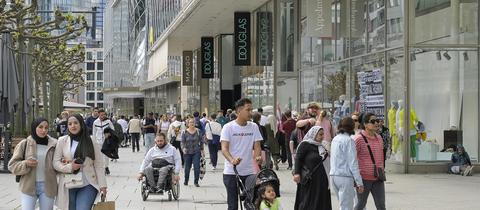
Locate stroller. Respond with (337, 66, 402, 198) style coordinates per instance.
(233, 166, 280, 210)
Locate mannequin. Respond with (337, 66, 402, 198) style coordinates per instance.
(388, 101, 399, 156)
(396, 99, 419, 162)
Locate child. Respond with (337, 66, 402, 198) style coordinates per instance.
(255, 183, 283, 210)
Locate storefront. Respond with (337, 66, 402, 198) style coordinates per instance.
(295, 0, 479, 172)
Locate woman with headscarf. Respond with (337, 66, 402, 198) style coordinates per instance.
(292, 126, 332, 210)
(265, 114, 281, 170)
(53, 114, 107, 210)
(9, 118, 58, 210)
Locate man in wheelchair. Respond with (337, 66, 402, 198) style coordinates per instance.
(137, 133, 182, 193)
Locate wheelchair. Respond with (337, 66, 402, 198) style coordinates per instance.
(140, 165, 180, 201)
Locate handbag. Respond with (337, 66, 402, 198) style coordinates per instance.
(200, 154, 206, 180)
(93, 194, 115, 210)
(300, 161, 324, 185)
(15, 140, 28, 183)
(207, 122, 221, 145)
(64, 172, 84, 189)
(360, 133, 386, 181)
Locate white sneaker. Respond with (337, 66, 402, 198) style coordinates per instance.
(465, 166, 474, 176)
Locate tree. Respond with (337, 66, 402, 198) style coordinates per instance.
(1, 0, 87, 135)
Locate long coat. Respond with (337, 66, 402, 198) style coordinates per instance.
(8, 136, 58, 198)
(53, 135, 107, 210)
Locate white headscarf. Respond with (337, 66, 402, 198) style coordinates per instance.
(300, 126, 328, 159)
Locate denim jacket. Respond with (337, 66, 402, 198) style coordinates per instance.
(329, 133, 363, 186)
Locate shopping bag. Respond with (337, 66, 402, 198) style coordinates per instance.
(199, 154, 206, 180)
(93, 194, 115, 210)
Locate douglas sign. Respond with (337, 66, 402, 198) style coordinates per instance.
(234, 12, 251, 66)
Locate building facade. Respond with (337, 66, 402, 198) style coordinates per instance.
(144, 0, 479, 173)
(103, 0, 144, 116)
(84, 48, 104, 108)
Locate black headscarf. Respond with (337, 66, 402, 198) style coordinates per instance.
(68, 114, 95, 160)
(31, 117, 49, 145)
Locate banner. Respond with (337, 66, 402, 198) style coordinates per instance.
(357, 69, 385, 119)
(182, 51, 193, 86)
(306, 0, 332, 37)
(256, 12, 272, 66)
(201, 37, 214, 78)
(234, 12, 251, 66)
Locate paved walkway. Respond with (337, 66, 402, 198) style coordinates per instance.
(1, 142, 480, 210)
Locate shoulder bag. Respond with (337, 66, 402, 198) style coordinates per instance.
(15, 140, 28, 183)
(300, 145, 328, 185)
(64, 140, 86, 189)
(360, 133, 386, 181)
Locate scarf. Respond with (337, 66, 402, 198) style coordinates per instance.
(31, 117, 49, 145)
(300, 126, 328, 159)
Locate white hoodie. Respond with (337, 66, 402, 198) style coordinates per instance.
(92, 118, 114, 145)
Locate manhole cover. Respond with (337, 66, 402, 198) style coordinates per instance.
(194, 200, 228, 205)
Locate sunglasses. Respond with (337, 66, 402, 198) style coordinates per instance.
(368, 119, 380, 124)
(353, 119, 359, 122)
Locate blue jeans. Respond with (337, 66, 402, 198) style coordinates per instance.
(184, 152, 201, 184)
(69, 184, 98, 210)
(144, 133, 156, 153)
(207, 142, 219, 167)
(21, 182, 54, 210)
(223, 174, 248, 210)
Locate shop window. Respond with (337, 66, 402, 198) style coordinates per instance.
(410, 49, 478, 162)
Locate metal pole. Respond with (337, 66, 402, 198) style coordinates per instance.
(403, 0, 411, 173)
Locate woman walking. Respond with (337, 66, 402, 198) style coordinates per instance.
(354, 113, 386, 210)
(159, 114, 171, 135)
(293, 126, 332, 210)
(265, 115, 280, 170)
(53, 114, 107, 210)
(8, 118, 58, 210)
(330, 117, 364, 210)
(181, 118, 204, 187)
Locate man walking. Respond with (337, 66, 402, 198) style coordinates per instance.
(205, 113, 222, 170)
(85, 107, 99, 135)
(93, 109, 115, 175)
(117, 115, 129, 147)
(143, 112, 157, 153)
(128, 115, 142, 152)
(221, 98, 263, 210)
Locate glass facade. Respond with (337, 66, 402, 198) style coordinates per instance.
(104, 0, 131, 88)
(146, 0, 183, 46)
(297, 0, 479, 169)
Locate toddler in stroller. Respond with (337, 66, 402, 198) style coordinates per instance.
(234, 166, 281, 210)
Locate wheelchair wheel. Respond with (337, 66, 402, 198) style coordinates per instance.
(171, 180, 180, 200)
(140, 180, 149, 201)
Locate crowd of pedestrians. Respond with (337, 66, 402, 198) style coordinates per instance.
(8, 98, 392, 210)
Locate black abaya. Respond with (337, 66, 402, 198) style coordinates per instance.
(294, 142, 332, 210)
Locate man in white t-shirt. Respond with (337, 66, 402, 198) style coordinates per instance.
(221, 98, 263, 210)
